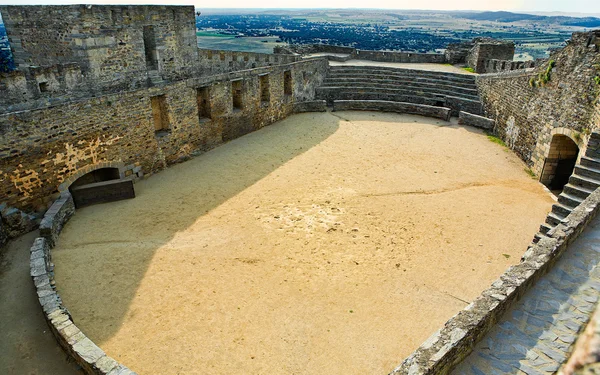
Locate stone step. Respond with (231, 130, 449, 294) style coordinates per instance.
(546, 211, 566, 227)
(569, 174, 600, 191)
(563, 184, 595, 200)
(321, 79, 478, 95)
(558, 192, 584, 209)
(329, 66, 477, 82)
(328, 70, 477, 87)
(326, 73, 478, 88)
(316, 86, 480, 102)
(552, 203, 573, 218)
(539, 223, 553, 235)
(580, 156, 600, 170)
(574, 165, 600, 181)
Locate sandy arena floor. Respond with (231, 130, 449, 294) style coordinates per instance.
(53, 111, 554, 375)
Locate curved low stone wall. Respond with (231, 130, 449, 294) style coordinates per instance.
(32, 109, 596, 375)
(332, 100, 451, 121)
(458, 111, 495, 130)
(390, 187, 600, 375)
(293, 100, 328, 113)
(30, 192, 137, 375)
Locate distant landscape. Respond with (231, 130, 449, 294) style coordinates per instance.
(195, 9, 600, 60)
(1, 8, 599, 71)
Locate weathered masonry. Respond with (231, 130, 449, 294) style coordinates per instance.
(0, 5, 326, 232)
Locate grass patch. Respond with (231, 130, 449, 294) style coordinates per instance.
(463, 67, 476, 73)
(524, 168, 536, 178)
(486, 134, 507, 147)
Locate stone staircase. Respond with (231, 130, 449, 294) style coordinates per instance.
(316, 65, 484, 116)
(537, 132, 600, 239)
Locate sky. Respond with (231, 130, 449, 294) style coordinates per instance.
(0, 0, 598, 15)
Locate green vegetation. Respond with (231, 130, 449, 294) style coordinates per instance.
(486, 134, 507, 147)
(196, 31, 230, 37)
(524, 168, 536, 178)
(594, 76, 600, 86)
(462, 67, 476, 73)
(529, 60, 556, 87)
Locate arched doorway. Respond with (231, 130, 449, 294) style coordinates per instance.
(540, 134, 579, 192)
(68, 167, 135, 208)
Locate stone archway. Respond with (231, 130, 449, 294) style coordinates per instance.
(540, 134, 580, 191)
(59, 162, 135, 208)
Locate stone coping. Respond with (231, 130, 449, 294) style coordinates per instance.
(458, 111, 495, 130)
(332, 100, 451, 121)
(390, 187, 600, 375)
(30, 191, 137, 375)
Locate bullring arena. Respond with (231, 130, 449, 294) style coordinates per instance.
(1, 4, 600, 375)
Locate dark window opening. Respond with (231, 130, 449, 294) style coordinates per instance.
(70, 168, 120, 188)
(232, 80, 243, 110)
(259, 74, 270, 103)
(435, 100, 444, 107)
(197, 86, 211, 119)
(151, 95, 170, 135)
(39, 82, 48, 93)
(284, 70, 292, 96)
(143, 25, 158, 70)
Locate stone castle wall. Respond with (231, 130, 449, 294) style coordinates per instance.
(476, 31, 600, 173)
(0, 58, 328, 213)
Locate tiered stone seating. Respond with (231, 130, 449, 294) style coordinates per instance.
(316, 66, 483, 116)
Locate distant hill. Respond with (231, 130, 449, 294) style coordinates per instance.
(458, 11, 600, 28)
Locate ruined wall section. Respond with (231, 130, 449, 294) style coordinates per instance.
(477, 31, 600, 173)
(0, 58, 328, 213)
(0, 5, 198, 93)
(197, 49, 300, 75)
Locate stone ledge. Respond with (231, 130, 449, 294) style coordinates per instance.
(39, 192, 75, 248)
(390, 187, 600, 375)
(293, 100, 327, 113)
(30, 196, 137, 375)
(332, 100, 451, 121)
(458, 111, 495, 130)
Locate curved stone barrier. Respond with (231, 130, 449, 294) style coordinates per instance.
(30, 192, 137, 375)
(390, 187, 600, 375)
(332, 100, 451, 121)
(321, 79, 479, 96)
(293, 100, 327, 113)
(458, 111, 495, 131)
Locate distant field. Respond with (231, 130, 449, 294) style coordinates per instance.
(196, 31, 230, 37)
(197, 35, 284, 54)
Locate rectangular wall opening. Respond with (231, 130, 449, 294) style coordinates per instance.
(259, 74, 270, 103)
(231, 80, 243, 110)
(197, 86, 211, 120)
(151, 95, 169, 135)
(284, 70, 292, 96)
(143, 25, 158, 70)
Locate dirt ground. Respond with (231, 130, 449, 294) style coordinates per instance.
(0, 232, 81, 375)
(52, 111, 554, 375)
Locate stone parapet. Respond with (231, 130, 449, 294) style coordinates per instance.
(391, 187, 600, 375)
(293, 100, 327, 113)
(30, 193, 137, 374)
(458, 111, 495, 130)
(332, 99, 451, 121)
